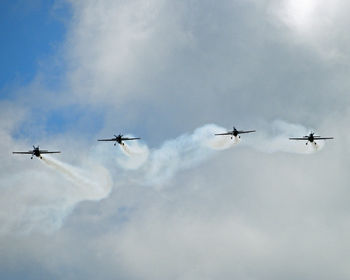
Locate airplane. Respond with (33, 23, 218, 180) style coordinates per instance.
(215, 126, 256, 139)
(97, 134, 141, 146)
(13, 146, 61, 159)
(289, 133, 334, 145)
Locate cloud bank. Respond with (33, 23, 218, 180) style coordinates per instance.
(1, 0, 349, 279)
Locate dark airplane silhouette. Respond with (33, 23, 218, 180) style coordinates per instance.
(98, 134, 140, 146)
(13, 146, 61, 159)
(289, 133, 334, 145)
(215, 126, 256, 139)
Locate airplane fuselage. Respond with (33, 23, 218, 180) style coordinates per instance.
(113, 135, 124, 145)
(289, 133, 333, 145)
(13, 146, 60, 159)
(32, 148, 42, 159)
(305, 134, 318, 145)
(98, 134, 140, 146)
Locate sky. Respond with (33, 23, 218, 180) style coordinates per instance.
(1, 0, 350, 279)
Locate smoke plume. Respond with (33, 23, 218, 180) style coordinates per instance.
(2, 120, 329, 234)
(118, 141, 150, 170)
(241, 120, 325, 154)
(110, 121, 327, 188)
(0, 154, 112, 234)
(41, 156, 112, 200)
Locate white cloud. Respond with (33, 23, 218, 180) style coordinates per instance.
(0, 106, 112, 234)
(65, 0, 193, 105)
(1, 0, 350, 279)
(270, 0, 350, 60)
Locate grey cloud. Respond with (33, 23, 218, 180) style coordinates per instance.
(1, 0, 350, 279)
(57, 0, 350, 144)
(2, 135, 348, 279)
(0, 107, 112, 234)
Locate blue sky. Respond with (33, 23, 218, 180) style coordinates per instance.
(0, 0, 69, 90)
(0, 1, 106, 139)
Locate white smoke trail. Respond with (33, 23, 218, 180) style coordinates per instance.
(118, 141, 149, 170)
(109, 121, 327, 188)
(312, 141, 320, 151)
(41, 156, 112, 200)
(130, 124, 238, 187)
(97, 120, 325, 186)
(242, 120, 325, 154)
(204, 134, 240, 149)
(121, 144, 131, 155)
(1, 120, 328, 234)
(0, 155, 112, 234)
(26, 155, 112, 233)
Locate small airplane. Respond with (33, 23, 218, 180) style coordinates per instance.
(215, 126, 256, 139)
(98, 134, 141, 146)
(289, 133, 334, 145)
(13, 146, 61, 159)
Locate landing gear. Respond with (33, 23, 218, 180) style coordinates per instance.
(114, 143, 116, 146)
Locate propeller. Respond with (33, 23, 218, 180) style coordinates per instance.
(31, 145, 36, 159)
(113, 135, 119, 146)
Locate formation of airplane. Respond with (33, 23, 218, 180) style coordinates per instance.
(97, 134, 141, 146)
(215, 126, 256, 139)
(289, 132, 334, 145)
(12, 146, 61, 159)
(12, 128, 335, 159)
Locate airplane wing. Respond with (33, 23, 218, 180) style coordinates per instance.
(289, 137, 308, 140)
(13, 151, 33, 154)
(40, 151, 61, 154)
(121, 137, 140, 141)
(214, 132, 232, 136)
(314, 137, 334, 140)
(238, 130, 256, 134)
(98, 138, 116, 141)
